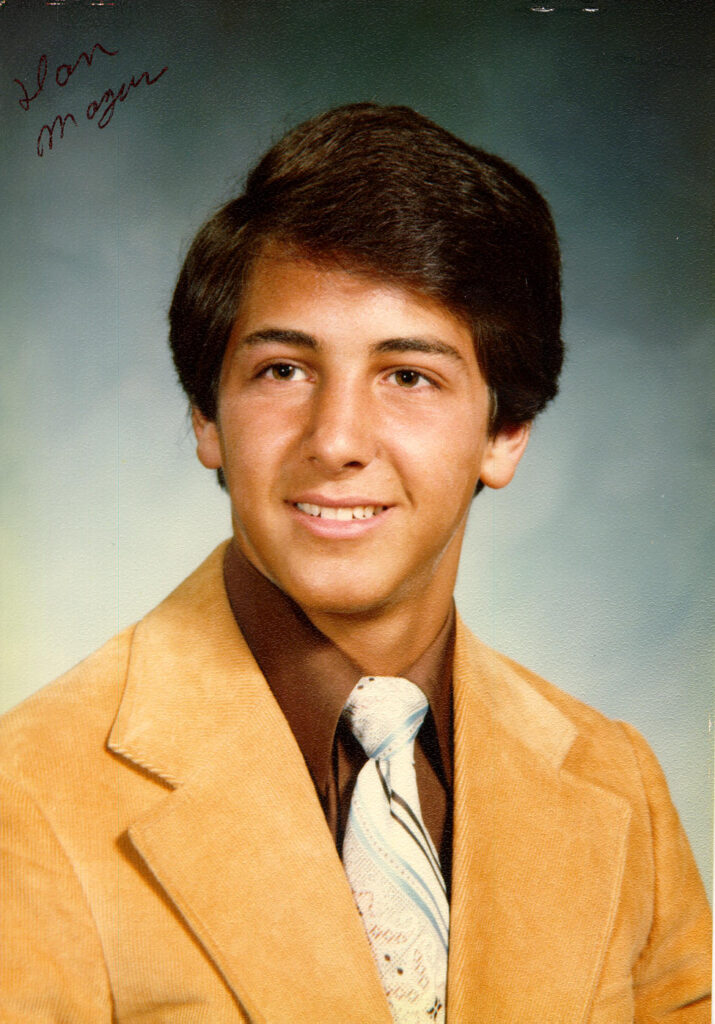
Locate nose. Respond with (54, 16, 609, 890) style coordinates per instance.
(302, 378, 377, 473)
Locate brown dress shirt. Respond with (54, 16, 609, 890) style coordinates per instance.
(223, 540, 455, 889)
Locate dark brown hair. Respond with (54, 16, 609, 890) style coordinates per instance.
(169, 102, 563, 436)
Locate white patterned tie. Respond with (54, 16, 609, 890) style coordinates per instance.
(342, 676, 449, 1023)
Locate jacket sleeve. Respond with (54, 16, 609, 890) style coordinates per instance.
(0, 771, 113, 1022)
(620, 723, 712, 1022)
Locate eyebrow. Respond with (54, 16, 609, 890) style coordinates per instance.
(240, 328, 317, 349)
(238, 328, 465, 362)
(373, 337, 464, 362)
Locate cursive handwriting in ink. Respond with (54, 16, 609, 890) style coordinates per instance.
(14, 53, 48, 111)
(86, 65, 168, 130)
(13, 43, 168, 156)
(36, 112, 77, 157)
(55, 42, 118, 87)
(14, 43, 118, 111)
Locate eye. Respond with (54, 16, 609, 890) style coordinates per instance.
(259, 362, 309, 382)
(388, 368, 437, 389)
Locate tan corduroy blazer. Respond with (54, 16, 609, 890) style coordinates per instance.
(1, 544, 711, 1023)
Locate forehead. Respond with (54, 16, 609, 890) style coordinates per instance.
(231, 248, 475, 353)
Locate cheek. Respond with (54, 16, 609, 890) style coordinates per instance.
(219, 403, 298, 488)
(399, 415, 484, 496)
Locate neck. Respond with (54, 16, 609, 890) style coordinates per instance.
(304, 576, 456, 676)
(224, 534, 460, 676)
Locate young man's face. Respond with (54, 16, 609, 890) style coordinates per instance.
(193, 251, 529, 622)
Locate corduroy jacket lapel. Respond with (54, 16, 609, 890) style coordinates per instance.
(446, 618, 632, 1023)
(108, 545, 392, 1023)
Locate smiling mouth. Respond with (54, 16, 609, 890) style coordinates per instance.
(294, 503, 388, 521)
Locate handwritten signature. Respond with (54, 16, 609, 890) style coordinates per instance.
(13, 43, 168, 157)
(86, 66, 168, 131)
(14, 42, 118, 110)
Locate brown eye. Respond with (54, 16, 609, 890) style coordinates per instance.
(262, 363, 308, 381)
(396, 370, 419, 387)
(390, 369, 433, 388)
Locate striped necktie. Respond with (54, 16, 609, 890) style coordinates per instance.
(341, 676, 449, 1023)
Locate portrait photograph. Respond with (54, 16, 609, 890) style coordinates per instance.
(1, 1, 711, 1020)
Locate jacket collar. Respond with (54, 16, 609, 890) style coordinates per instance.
(109, 544, 629, 1022)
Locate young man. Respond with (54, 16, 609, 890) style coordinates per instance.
(1, 104, 710, 1022)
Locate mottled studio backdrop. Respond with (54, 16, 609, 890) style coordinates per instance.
(1, 0, 712, 892)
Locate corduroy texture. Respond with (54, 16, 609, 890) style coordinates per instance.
(0, 543, 711, 1022)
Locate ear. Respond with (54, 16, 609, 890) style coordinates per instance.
(191, 407, 223, 470)
(479, 422, 531, 490)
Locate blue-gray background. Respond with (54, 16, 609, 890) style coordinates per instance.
(1, 0, 712, 893)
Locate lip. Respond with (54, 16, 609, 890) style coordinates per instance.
(287, 496, 393, 538)
(290, 494, 391, 508)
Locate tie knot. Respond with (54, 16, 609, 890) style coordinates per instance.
(342, 676, 428, 760)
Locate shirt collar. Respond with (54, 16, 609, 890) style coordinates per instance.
(223, 540, 454, 795)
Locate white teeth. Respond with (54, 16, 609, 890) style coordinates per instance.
(295, 503, 385, 520)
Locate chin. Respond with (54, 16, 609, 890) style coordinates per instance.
(281, 571, 395, 618)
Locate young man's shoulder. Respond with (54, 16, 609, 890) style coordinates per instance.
(0, 543, 231, 789)
(493, 643, 644, 757)
(455, 617, 645, 775)
(0, 626, 135, 791)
